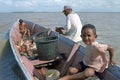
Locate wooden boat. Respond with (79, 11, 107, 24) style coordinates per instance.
(9, 19, 120, 80)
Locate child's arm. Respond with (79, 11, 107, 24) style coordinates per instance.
(27, 29, 31, 36)
(107, 45, 116, 65)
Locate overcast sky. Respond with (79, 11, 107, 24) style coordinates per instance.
(0, 0, 120, 12)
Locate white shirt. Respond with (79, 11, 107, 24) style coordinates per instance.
(62, 12, 82, 42)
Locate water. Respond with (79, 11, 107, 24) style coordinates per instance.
(0, 12, 120, 80)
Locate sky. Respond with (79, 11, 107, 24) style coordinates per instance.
(0, 0, 120, 12)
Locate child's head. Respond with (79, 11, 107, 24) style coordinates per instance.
(81, 24, 97, 45)
(19, 19, 23, 25)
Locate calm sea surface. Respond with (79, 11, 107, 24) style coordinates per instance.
(0, 12, 120, 80)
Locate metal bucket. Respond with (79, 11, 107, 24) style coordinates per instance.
(34, 36, 58, 60)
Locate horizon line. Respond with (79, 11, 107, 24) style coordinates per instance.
(0, 11, 120, 13)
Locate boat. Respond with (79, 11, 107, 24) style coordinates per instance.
(9, 19, 120, 80)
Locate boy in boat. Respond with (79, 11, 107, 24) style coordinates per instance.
(59, 24, 116, 80)
(17, 19, 38, 60)
(19, 19, 30, 40)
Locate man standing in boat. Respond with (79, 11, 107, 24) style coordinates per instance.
(56, 5, 82, 42)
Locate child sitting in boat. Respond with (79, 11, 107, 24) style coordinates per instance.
(59, 24, 116, 80)
(19, 19, 31, 40)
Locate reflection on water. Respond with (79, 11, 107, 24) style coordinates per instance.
(12, 63, 26, 80)
(0, 36, 25, 80)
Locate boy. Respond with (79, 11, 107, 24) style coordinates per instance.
(59, 24, 116, 80)
(19, 19, 30, 39)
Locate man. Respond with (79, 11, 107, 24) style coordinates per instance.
(56, 5, 82, 42)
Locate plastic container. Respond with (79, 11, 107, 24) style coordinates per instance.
(34, 36, 58, 60)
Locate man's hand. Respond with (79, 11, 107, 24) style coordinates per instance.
(55, 27, 64, 34)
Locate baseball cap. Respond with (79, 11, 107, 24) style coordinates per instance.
(62, 5, 72, 12)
